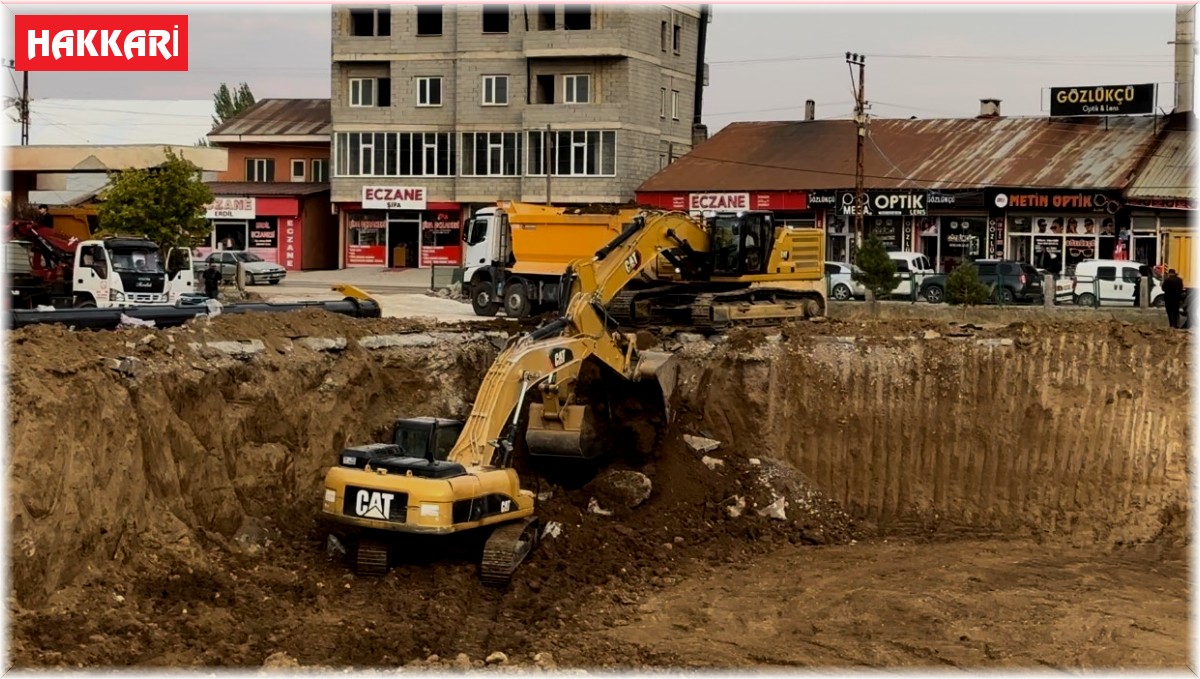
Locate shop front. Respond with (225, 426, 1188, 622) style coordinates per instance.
(989, 188, 1125, 277)
(912, 191, 990, 273)
(816, 190, 931, 263)
(633, 190, 812, 225)
(339, 186, 463, 269)
(200, 195, 307, 270)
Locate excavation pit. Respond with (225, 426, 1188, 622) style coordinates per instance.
(6, 312, 1190, 669)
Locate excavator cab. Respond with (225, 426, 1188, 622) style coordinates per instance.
(705, 211, 775, 277)
(390, 417, 464, 462)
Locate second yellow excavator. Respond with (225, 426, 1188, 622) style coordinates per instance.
(319, 209, 824, 584)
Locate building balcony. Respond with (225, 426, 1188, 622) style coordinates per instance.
(521, 103, 623, 128)
(521, 31, 630, 59)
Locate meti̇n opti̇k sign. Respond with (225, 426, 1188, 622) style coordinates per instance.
(15, 15, 189, 71)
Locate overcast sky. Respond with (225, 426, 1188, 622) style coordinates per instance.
(1, 3, 1185, 132)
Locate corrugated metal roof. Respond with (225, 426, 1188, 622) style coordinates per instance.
(208, 99, 331, 138)
(638, 116, 1159, 193)
(1126, 129, 1195, 200)
(206, 182, 329, 196)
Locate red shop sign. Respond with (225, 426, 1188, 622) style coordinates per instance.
(277, 218, 303, 270)
(347, 244, 386, 266)
(421, 244, 462, 267)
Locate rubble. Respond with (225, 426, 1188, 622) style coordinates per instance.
(683, 435, 721, 455)
(585, 470, 652, 509)
(296, 337, 348, 352)
(359, 333, 437, 349)
(701, 456, 725, 470)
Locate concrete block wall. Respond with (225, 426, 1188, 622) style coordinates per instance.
(331, 4, 704, 206)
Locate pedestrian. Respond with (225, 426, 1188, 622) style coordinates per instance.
(202, 262, 222, 300)
(35, 204, 54, 229)
(1162, 268, 1185, 328)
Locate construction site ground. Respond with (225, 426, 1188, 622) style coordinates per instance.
(6, 306, 1191, 670)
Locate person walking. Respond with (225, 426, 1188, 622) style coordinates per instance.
(202, 262, 222, 300)
(1162, 268, 1185, 328)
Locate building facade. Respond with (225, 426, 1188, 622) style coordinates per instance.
(205, 98, 339, 271)
(637, 105, 1194, 279)
(331, 3, 708, 268)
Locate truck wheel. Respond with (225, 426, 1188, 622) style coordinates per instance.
(504, 279, 531, 318)
(923, 285, 944, 304)
(1076, 293, 1096, 307)
(996, 287, 1015, 304)
(1153, 295, 1165, 308)
(471, 281, 500, 317)
(75, 297, 96, 309)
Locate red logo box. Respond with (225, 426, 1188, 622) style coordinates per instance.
(14, 15, 189, 72)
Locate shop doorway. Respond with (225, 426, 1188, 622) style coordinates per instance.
(387, 216, 420, 268)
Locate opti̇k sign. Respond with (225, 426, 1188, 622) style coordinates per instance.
(15, 15, 189, 71)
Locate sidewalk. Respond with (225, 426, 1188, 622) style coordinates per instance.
(275, 267, 435, 294)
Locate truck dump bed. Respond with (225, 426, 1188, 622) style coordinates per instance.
(501, 202, 643, 277)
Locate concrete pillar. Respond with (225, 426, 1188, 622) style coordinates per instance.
(1044, 273, 1055, 308)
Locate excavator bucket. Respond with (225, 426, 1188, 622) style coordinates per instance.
(526, 403, 590, 459)
(634, 350, 679, 422)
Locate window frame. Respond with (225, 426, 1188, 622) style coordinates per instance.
(245, 157, 274, 183)
(311, 158, 329, 183)
(660, 87, 666, 118)
(525, 129, 616, 177)
(290, 159, 306, 182)
(482, 75, 509, 106)
(671, 90, 679, 120)
(349, 77, 376, 107)
(334, 131, 456, 177)
(461, 131, 523, 177)
(416, 76, 443, 107)
(349, 7, 391, 37)
(564, 74, 591, 104)
(672, 22, 681, 54)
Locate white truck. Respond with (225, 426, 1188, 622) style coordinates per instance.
(7, 220, 197, 310)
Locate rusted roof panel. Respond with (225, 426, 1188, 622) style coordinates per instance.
(638, 116, 1159, 193)
(208, 99, 331, 138)
(1126, 129, 1195, 200)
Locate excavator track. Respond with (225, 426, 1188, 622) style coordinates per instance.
(479, 517, 540, 587)
(355, 537, 390, 577)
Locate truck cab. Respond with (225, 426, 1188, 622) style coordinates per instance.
(72, 238, 194, 308)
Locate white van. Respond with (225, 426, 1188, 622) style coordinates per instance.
(1071, 259, 1164, 307)
(886, 251, 936, 297)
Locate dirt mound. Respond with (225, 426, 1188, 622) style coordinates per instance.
(7, 314, 1190, 668)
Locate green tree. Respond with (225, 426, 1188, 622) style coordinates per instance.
(944, 262, 992, 306)
(852, 236, 900, 302)
(212, 82, 256, 126)
(96, 148, 214, 250)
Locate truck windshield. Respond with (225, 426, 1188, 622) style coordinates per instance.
(465, 217, 489, 245)
(109, 248, 163, 273)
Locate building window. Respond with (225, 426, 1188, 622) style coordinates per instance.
(671, 90, 679, 120)
(482, 75, 509, 106)
(526, 129, 616, 176)
(563, 4, 591, 30)
(535, 74, 555, 104)
(659, 153, 666, 169)
(349, 77, 393, 107)
(462, 132, 523, 176)
(416, 5, 443, 35)
(482, 5, 509, 33)
(537, 4, 555, 30)
(417, 76, 443, 107)
(672, 23, 681, 54)
(311, 158, 329, 183)
(335, 132, 456, 177)
(660, 87, 666, 118)
(660, 21, 667, 51)
(349, 7, 390, 37)
(290, 159, 306, 182)
(564, 74, 590, 104)
(246, 158, 274, 182)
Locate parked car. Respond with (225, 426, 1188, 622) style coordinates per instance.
(886, 251, 936, 298)
(194, 251, 287, 286)
(919, 259, 1044, 304)
(1070, 259, 1164, 307)
(825, 261, 867, 301)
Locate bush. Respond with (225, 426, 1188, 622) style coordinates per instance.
(852, 236, 899, 300)
(945, 263, 991, 306)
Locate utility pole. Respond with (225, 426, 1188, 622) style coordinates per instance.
(3, 59, 29, 145)
(544, 124, 552, 206)
(846, 52, 867, 256)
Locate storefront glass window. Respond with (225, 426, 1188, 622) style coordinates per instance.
(824, 214, 850, 263)
(214, 221, 247, 251)
(348, 213, 386, 245)
(938, 216, 985, 272)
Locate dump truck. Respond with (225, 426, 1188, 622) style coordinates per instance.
(460, 201, 827, 329)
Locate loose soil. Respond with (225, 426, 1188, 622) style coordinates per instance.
(5, 311, 1191, 669)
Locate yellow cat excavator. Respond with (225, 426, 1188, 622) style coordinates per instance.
(319, 209, 824, 585)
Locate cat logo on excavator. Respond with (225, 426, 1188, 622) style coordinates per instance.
(623, 251, 641, 274)
(354, 490, 396, 520)
(550, 347, 573, 368)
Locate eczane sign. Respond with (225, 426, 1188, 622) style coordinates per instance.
(205, 196, 255, 219)
(362, 186, 428, 210)
(688, 192, 750, 211)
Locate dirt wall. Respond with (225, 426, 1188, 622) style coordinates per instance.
(674, 322, 1191, 546)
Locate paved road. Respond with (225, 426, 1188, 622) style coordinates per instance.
(267, 279, 432, 295)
